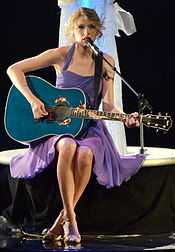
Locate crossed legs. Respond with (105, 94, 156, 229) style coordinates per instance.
(48, 137, 93, 242)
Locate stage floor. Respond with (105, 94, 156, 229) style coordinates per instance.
(0, 146, 175, 166)
(1, 232, 175, 251)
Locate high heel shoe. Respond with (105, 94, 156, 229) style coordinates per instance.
(42, 210, 64, 242)
(63, 220, 81, 243)
(42, 230, 62, 242)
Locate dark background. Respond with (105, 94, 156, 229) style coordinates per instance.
(1, 0, 174, 151)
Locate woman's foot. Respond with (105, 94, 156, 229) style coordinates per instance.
(42, 209, 64, 242)
(63, 218, 81, 244)
(42, 230, 62, 242)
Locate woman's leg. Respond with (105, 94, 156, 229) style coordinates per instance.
(73, 146, 93, 207)
(63, 146, 93, 242)
(56, 138, 77, 221)
(48, 137, 77, 235)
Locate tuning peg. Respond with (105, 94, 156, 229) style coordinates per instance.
(156, 113, 161, 119)
(156, 129, 159, 133)
(165, 113, 168, 116)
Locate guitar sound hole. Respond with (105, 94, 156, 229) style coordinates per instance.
(55, 105, 71, 124)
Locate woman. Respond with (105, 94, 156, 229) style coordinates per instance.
(58, 0, 137, 154)
(7, 8, 144, 243)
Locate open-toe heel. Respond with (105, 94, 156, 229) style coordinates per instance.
(63, 220, 81, 244)
(42, 210, 65, 242)
(42, 230, 62, 242)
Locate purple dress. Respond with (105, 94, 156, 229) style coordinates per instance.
(10, 45, 145, 188)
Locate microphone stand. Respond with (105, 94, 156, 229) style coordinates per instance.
(90, 44, 152, 154)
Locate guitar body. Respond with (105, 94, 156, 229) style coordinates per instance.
(5, 76, 87, 143)
(5, 76, 173, 144)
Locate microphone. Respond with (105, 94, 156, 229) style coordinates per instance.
(84, 38, 102, 56)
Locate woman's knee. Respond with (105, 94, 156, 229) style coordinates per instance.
(56, 138, 77, 155)
(77, 146, 93, 168)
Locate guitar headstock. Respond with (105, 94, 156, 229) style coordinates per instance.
(142, 114, 173, 131)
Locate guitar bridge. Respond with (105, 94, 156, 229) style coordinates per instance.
(59, 118, 71, 126)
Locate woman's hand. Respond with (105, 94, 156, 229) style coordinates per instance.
(124, 112, 140, 128)
(30, 98, 48, 119)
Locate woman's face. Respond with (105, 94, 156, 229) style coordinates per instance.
(73, 16, 100, 44)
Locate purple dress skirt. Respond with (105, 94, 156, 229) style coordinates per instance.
(10, 44, 145, 188)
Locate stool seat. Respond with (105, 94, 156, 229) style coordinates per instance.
(0, 149, 27, 165)
(0, 147, 175, 166)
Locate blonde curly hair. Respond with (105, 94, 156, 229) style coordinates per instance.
(65, 7, 103, 42)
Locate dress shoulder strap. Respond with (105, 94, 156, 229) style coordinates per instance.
(62, 43, 75, 71)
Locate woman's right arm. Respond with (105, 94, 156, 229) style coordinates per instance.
(7, 47, 66, 119)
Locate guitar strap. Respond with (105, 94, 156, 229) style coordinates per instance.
(78, 53, 103, 138)
(93, 53, 103, 109)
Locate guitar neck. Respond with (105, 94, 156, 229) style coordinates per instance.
(71, 108, 127, 122)
(47, 106, 172, 131)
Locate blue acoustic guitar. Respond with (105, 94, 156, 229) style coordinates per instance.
(4, 75, 172, 144)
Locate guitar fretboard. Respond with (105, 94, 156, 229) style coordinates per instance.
(71, 108, 127, 121)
